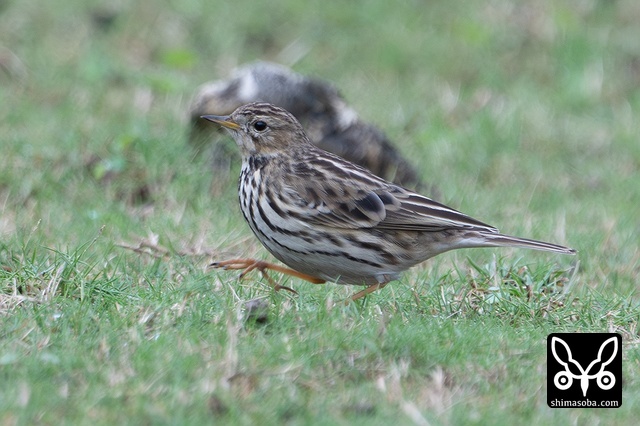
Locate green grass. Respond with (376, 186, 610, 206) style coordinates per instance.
(1, 0, 639, 424)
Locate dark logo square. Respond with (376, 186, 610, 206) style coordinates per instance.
(547, 333, 622, 408)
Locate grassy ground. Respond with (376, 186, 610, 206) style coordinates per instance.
(1, 0, 639, 424)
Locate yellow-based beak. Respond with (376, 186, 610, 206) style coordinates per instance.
(201, 115, 241, 130)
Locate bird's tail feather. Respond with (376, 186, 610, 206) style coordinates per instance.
(463, 232, 576, 255)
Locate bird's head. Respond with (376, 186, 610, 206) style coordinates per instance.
(201, 102, 311, 156)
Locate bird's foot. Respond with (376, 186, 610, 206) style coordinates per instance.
(345, 282, 390, 304)
(210, 258, 325, 295)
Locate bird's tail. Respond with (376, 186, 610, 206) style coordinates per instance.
(461, 231, 576, 255)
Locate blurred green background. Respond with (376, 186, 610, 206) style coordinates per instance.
(1, 0, 639, 424)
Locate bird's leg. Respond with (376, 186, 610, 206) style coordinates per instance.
(210, 258, 325, 295)
(346, 282, 390, 304)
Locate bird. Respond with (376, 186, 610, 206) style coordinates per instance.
(189, 61, 423, 189)
(201, 102, 576, 302)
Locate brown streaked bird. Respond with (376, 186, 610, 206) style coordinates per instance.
(189, 61, 423, 189)
(202, 102, 576, 302)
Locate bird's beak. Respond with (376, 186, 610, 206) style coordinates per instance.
(200, 115, 241, 130)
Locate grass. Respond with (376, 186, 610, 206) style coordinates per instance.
(1, 0, 639, 424)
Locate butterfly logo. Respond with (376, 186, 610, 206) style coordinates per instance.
(551, 336, 618, 397)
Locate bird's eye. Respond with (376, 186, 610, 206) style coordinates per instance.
(253, 120, 267, 132)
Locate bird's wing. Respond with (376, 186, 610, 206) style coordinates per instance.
(377, 190, 498, 232)
(283, 179, 388, 229)
(284, 162, 497, 232)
